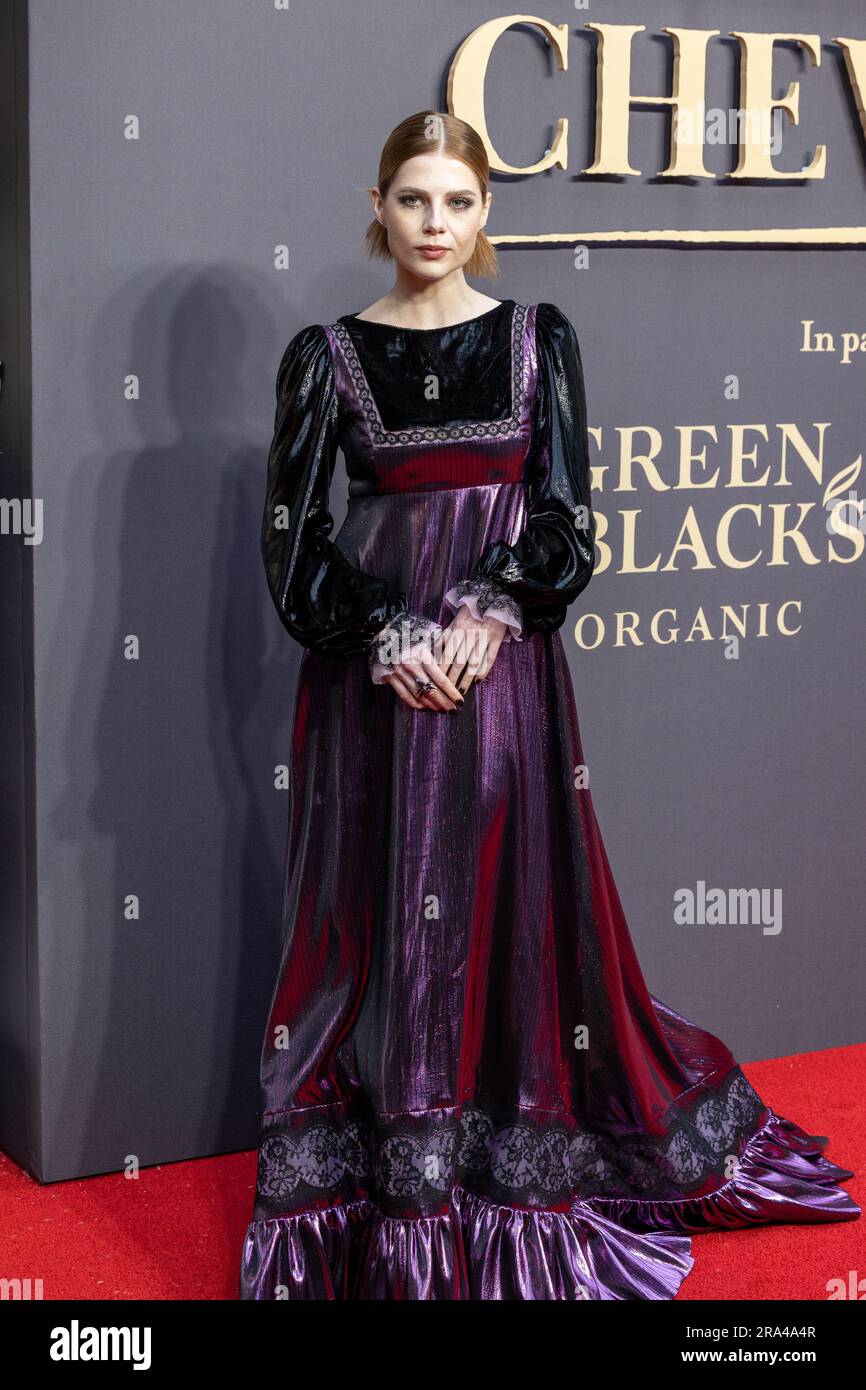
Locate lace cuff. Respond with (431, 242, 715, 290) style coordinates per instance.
(443, 578, 523, 642)
(367, 613, 445, 686)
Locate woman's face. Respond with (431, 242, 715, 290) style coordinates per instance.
(372, 153, 491, 281)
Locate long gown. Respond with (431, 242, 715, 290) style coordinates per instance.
(239, 297, 860, 1300)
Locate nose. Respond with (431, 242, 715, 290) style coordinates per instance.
(422, 203, 446, 234)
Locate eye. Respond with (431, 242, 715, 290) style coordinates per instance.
(396, 195, 474, 209)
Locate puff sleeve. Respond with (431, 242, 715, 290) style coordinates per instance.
(261, 324, 410, 658)
(454, 301, 596, 637)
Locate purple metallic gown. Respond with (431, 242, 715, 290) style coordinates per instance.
(240, 298, 859, 1300)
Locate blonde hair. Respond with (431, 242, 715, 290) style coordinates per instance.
(362, 110, 499, 280)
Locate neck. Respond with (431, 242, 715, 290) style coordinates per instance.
(373, 271, 491, 329)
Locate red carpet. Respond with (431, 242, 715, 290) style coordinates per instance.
(1, 1044, 861, 1300)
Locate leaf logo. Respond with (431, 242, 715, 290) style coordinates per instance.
(823, 455, 862, 508)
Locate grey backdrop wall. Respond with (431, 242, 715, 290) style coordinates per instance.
(2, 0, 863, 1184)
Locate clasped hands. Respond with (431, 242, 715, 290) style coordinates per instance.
(381, 608, 508, 712)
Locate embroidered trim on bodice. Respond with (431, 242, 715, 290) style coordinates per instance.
(253, 1066, 767, 1218)
(329, 302, 529, 448)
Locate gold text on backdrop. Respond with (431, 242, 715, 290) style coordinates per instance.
(448, 18, 866, 245)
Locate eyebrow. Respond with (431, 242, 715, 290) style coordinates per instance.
(393, 186, 477, 196)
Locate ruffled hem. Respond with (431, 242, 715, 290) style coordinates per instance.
(582, 1108, 859, 1233)
(238, 1109, 859, 1300)
(239, 1189, 693, 1301)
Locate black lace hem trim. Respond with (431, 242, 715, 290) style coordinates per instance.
(252, 1065, 767, 1219)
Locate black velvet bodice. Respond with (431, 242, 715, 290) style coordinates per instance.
(336, 300, 516, 431)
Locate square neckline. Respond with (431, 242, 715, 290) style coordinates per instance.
(329, 301, 529, 446)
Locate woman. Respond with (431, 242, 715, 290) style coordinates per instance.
(239, 111, 859, 1300)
